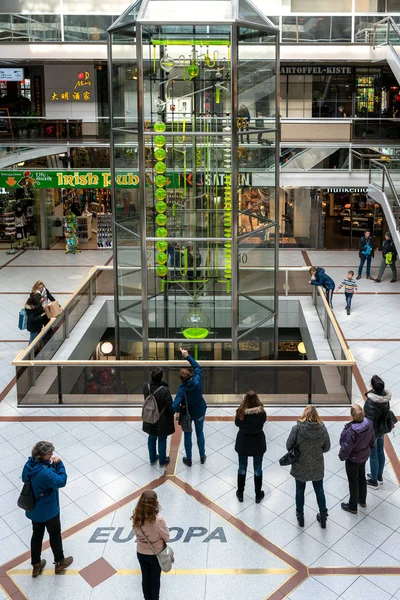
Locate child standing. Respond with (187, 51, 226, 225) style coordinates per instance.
(337, 270, 358, 315)
(309, 266, 335, 308)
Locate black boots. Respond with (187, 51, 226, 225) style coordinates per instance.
(316, 511, 328, 529)
(236, 474, 246, 502)
(254, 475, 264, 503)
(296, 511, 304, 527)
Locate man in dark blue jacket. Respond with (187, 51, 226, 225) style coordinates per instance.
(309, 266, 335, 308)
(173, 348, 207, 467)
(357, 230, 375, 280)
(22, 441, 73, 578)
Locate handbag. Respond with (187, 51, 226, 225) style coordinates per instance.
(385, 408, 398, 433)
(45, 301, 61, 318)
(178, 392, 192, 433)
(140, 527, 174, 572)
(385, 252, 393, 265)
(18, 308, 28, 330)
(279, 425, 301, 466)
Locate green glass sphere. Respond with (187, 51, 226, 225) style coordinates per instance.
(154, 148, 166, 160)
(156, 264, 168, 277)
(154, 135, 166, 147)
(155, 188, 167, 201)
(188, 63, 199, 79)
(156, 227, 168, 238)
(156, 214, 168, 226)
(156, 240, 168, 252)
(155, 161, 166, 174)
(154, 122, 166, 133)
(155, 175, 166, 187)
(155, 200, 167, 213)
(156, 252, 168, 264)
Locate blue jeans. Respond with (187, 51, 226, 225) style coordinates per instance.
(369, 435, 385, 481)
(184, 416, 205, 460)
(295, 479, 326, 513)
(238, 455, 263, 477)
(358, 255, 372, 277)
(29, 331, 37, 344)
(345, 292, 353, 309)
(148, 435, 167, 465)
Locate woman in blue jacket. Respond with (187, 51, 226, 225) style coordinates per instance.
(173, 348, 207, 467)
(22, 441, 73, 578)
(309, 266, 335, 308)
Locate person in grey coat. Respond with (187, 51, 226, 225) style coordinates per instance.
(286, 406, 331, 529)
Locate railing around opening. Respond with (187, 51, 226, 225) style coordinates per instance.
(13, 266, 354, 407)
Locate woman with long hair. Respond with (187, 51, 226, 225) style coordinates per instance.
(131, 491, 170, 600)
(25, 292, 49, 344)
(31, 280, 57, 308)
(286, 405, 331, 528)
(234, 390, 267, 503)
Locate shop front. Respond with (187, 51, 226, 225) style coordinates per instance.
(0, 169, 131, 250)
(279, 186, 386, 250)
(280, 64, 398, 118)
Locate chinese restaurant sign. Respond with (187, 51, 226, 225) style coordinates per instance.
(51, 71, 93, 102)
(0, 170, 251, 190)
(45, 65, 96, 104)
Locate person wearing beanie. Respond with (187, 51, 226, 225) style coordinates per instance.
(375, 232, 397, 283)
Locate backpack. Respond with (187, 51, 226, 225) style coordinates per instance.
(142, 384, 164, 424)
(362, 243, 372, 257)
(17, 470, 42, 511)
(386, 251, 393, 265)
(18, 308, 27, 330)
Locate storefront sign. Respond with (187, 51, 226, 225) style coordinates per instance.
(281, 66, 352, 75)
(326, 188, 368, 193)
(46, 66, 95, 103)
(0, 68, 24, 81)
(0, 170, 139, 189)
(0, 170, 251, 190)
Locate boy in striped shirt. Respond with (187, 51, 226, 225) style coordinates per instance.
(337, 270, 358, 315)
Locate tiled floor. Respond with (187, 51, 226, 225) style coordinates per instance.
(0, 248, 398, 600)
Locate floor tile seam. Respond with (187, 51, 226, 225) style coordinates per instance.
(0, 475, 167, 576)
(0, 250, 26, 271)
(170, 475, 307, 573)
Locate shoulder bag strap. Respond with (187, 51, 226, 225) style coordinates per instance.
(140, 527, 158, 555)
(184, 391, 191, 419)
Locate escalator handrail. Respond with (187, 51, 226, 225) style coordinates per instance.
(369, 158, 400, 229)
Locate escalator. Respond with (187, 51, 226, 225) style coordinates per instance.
(0, 146, 66, 168)
(281, 147, 340, 171)
(368, 159, 400, 255)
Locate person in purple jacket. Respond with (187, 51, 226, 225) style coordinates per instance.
(339, 405, 375, 514)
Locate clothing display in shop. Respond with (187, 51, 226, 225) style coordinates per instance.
(63, 213, 80, 254)
(97, 213, 112, 249)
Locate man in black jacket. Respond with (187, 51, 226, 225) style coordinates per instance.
(142, 368, 175, 467)
(357, 230, 375, 280)
(364, 375, 392, 488)
(375, 232, 397, 283)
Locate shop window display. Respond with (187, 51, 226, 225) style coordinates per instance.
(55, 188, 112, 250)
(0, 188, 39, 249)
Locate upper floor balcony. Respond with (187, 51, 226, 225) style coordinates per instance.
(1, 116, 400, 149)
